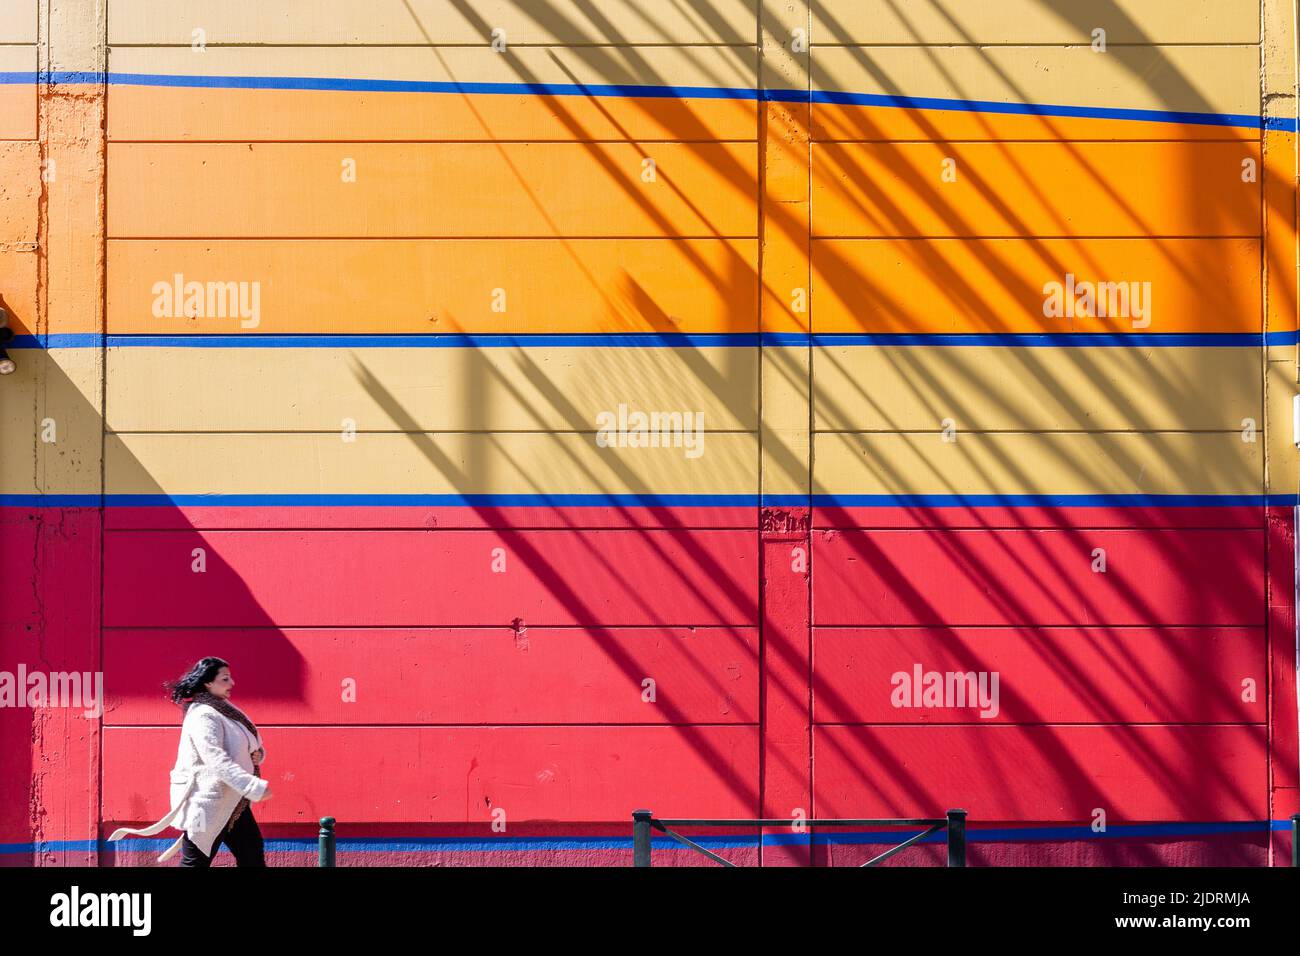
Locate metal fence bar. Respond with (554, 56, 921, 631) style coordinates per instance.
(657, 826, 738, 867)
(318, 816, 336, 868)
(634, 810, 968, 867)
(656, 818, 945, 828)
(633, 809, 653, 868)
(946, 809, 967, 867)
(860, 823, 944, 867)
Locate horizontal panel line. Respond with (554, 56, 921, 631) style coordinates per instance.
(106, 138, 761, 144)
(98, 525, 761, 532)
(101, 721, 760, 729)
(5, 71, 1282, 131)
(103, 624, 758, 631)
(12, 332, 1288, 349)
(105, 43, 762, 49)
(810, 137, 1257, 143)
(99, 42, 1257, 50)
(808, 235, 1262, 241)
(812, 721, 1266, 727)
(813, 429, 1257, 435)
(101, 429, 1247, 437)
(106, 624, 764, 632)
(4, 493, 1291, 507)
(103, 235, 761, 241)
(104, 429, 759, 436)
(811, 624, 1264, 630)
(809, 41, 1262, 49)
(815, 622, 1265, 629)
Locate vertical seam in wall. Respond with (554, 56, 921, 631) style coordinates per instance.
(804, 0, 814, 836)
(96, 0, 109, 869)
(30, 0, 46, 869)
(755, 0, 766, 827)
(1260, 0, 1272, 860)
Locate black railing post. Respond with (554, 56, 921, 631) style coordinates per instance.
(1292, 814, 1299, 868)
(633, 809, 653, 868)
(318, 816, 336, 868)
(946, 809, 967, 867)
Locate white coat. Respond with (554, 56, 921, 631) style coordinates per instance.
(108, 701, 268, 862)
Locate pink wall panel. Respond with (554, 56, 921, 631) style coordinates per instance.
(813, 627, 1264, 724)
(815, 724, 1267, 821)
(104, 529, 758, 627)
(103, 627, 759, 724)
(102, 725, 760, 823)
(814, 528, 1265, 626)
(813, 504, 1264, 530)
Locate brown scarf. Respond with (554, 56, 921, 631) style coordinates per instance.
(189, 691, 261, 832)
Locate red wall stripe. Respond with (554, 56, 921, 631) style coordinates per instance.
(814, 528, 1265, 626)
(103, 627, 759, 725)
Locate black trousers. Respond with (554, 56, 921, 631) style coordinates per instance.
(179, 806, 265, 867)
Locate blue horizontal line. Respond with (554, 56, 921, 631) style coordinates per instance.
(103, 333, 761, 349)
(9, 331, 1288, 350)
(812, 493, 1281, 508)
(807, 332, 1274, 348)
(0, 493, 1292, 509)
(5, 820, 1287, 856)
(785, 820, 1278, 847)
(2, 70, 1284, 132)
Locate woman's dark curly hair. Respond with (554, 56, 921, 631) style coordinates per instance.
(166, 657, 229, 707)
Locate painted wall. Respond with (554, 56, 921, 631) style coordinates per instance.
(2, 0, 1299, 866)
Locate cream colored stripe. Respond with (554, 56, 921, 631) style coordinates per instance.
(813, 432, 1262, 497)
(0, 349, 103, 495)
(106, 432, 756, 496)
(105, 346, 757, 432)
(813, 347, 1262, 432)
(0, 1, 36, 44)
(108, 0, 759, 45)
(812, 0, 1259, 45)
(813, 45, 1259, 120)
(108, 43, 758, 90)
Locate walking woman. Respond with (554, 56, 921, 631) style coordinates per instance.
(109, 657, 274, 866)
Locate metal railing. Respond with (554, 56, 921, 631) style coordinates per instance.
(632, 809, 967, 867)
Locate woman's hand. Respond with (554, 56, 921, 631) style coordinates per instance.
(260, 783, 273, 801)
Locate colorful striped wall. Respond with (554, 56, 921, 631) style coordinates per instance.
(3, 0, 1299, 866)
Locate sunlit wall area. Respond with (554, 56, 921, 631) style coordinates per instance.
(1, 0, 1297, 866)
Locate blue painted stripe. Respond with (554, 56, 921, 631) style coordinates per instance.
(806, 332, 1270, 348)
(0, 70, 1284, 132)
(9, 331, 1288, 350)
(5, 820, 1284, 856)
(101, 333, 762, 349)
(8, 333, 103, 349)
(1, 492, 1291, 509)
(810, 493, 1278, 508)
(0, 494, 101, 507)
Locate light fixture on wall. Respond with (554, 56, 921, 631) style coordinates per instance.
(0, 307, 15, 375)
